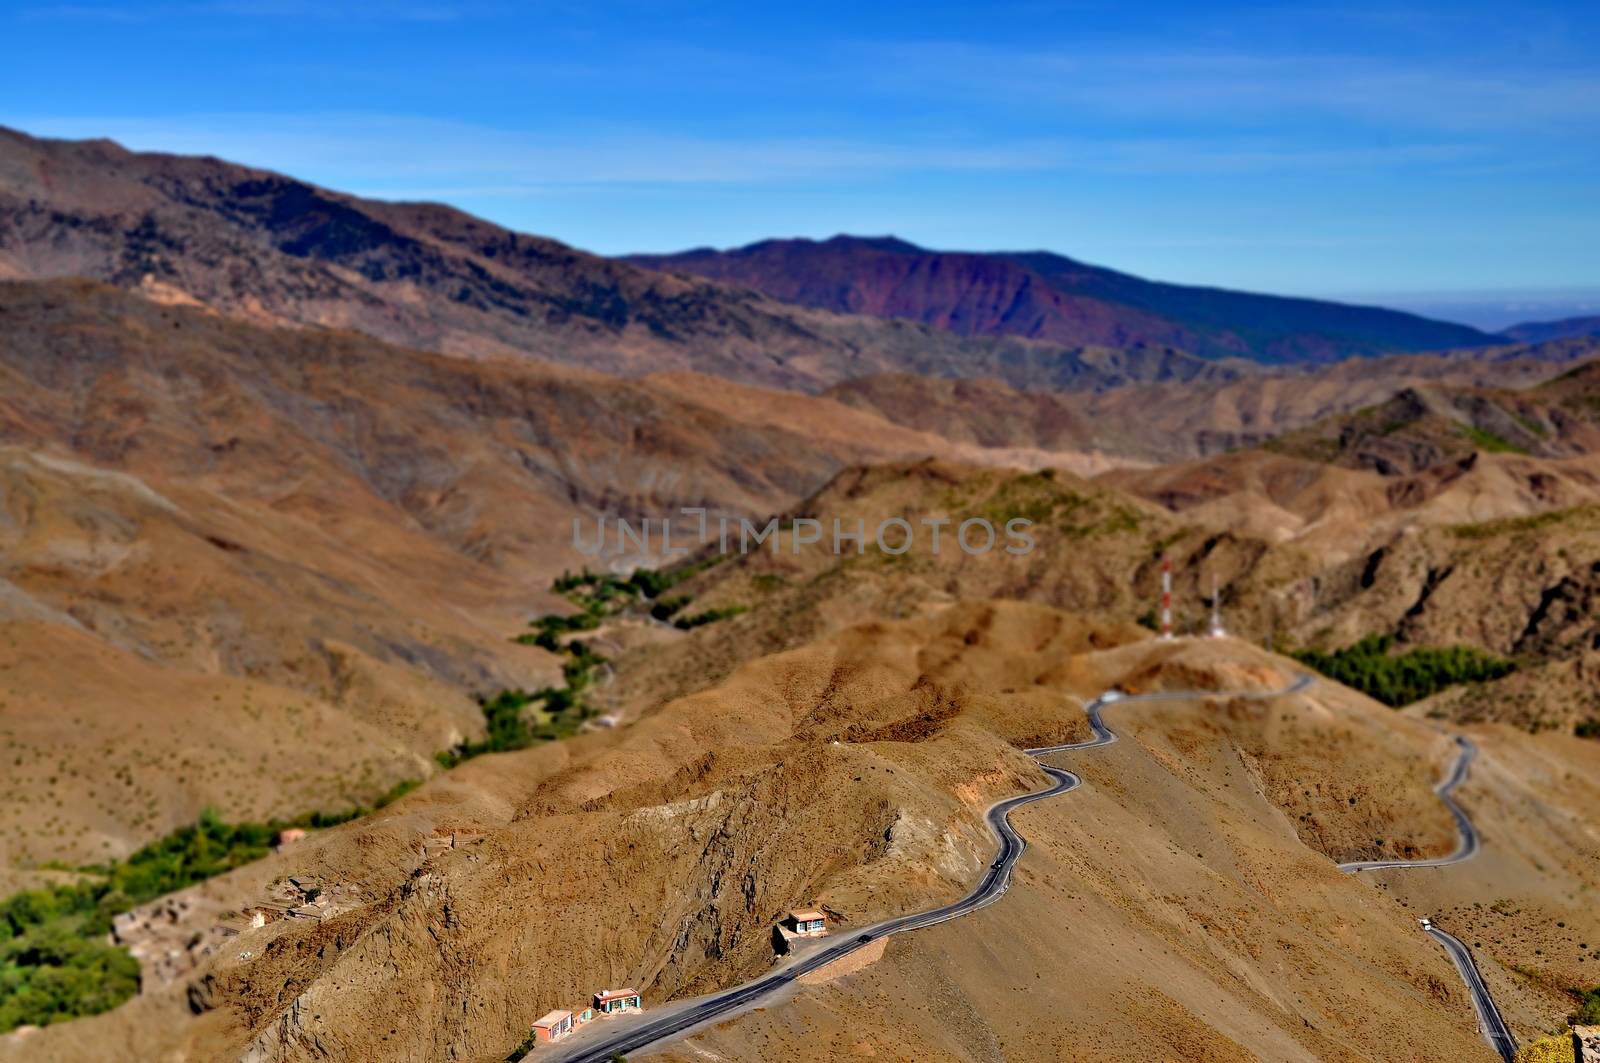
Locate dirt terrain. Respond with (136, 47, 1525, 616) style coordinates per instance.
(653, 703, 1598, 1062)
(0, 281, 1123, 866)
(604, 454, 1600, 729)
(3, 134, 1600, 1062)
(824, 345, 1600, 464)
(13, 604, 1581, 1063)
(32, 276, 1600, 869)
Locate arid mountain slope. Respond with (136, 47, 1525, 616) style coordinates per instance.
(0, 444, 534, 868)
(626, 234, 1493, 364)
(0, 280, 1081, 865)
(824, 347, 1596, 463)
(5, 445, 1598, 1061)
(632, 457, 1600, 739)
(1, 128, 1236, 393)
(1264, 363, 1600, 475)
(5, 607, 1550, 1063)
(0, 280, 935, 573)
(655, 660, 1600, 1063)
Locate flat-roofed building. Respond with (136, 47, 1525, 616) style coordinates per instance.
(531, 1009, 574, 1042)
(594, 988, 642, 1015)
(785, 909, 828, 936)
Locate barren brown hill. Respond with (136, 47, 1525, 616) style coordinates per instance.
(824, 346, 1599, 464)
(652, 654, 1600, 1063)
(14, 604, 1586, 1063)
(637, 458, 1600, 739)
(1263, 360, 1600, 475)
(0, 128, 1241, 394)
(0, 279, 1075, 866)
(0, 444, 531, 868)
(5, 437, 1599, 1062)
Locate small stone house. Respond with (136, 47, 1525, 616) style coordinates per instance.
(785, 909, 828, 936)
(594, 988, 642, 1015)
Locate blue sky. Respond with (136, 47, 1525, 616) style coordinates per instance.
(4, 1, 1599, 324)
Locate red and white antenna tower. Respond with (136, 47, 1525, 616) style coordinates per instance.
(1160, 555, 1173, 640)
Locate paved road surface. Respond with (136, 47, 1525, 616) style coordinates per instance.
(536, 678, 1304, 1063)
(1333, 734, 1516, 1061)
(1338, 735, 1480, 872)
(542, 766, 1081, 1062)
(1425, 923, 1520, 1063)
(533, 672, 1514, 1063)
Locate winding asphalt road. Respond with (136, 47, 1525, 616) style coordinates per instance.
(1337, 735, 1480, 872)
(1426, 922, 1520, 1063)
(534, 673, 1513, 1063)
(537, 677, 1304, 1063)
(542, 765, 1082, 1063)
(1331, 734, 1517, 1062)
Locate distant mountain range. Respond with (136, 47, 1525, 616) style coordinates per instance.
(625, 235, 1496, 365)
(1501, 314, 1600, 344)
(0, 127, 1241, 393)
(0, 125, 1583, 389)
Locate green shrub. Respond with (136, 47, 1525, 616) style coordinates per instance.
(673, 605, 747, 630)
(1461, 424, 1527, 455)
(0, 928, 139, 1031)
(1291, 634, 1517, 707)
(1572, 985, 1600, 1026)
(649, 595, 690, 621)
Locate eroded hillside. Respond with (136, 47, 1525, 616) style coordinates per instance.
(2, 604, 1528, 1063)
(0, 280, 1090, 865)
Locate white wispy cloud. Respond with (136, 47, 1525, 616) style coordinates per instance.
(855, 40, 1600, 132)
(12, 112, 1492, 201)
(15, 1, 477, 21)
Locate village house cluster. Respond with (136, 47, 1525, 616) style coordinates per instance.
(529, 988, 643, 1045)
(527, 909, 830, 1050)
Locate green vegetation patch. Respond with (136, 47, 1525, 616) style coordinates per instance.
(463, 560, 743, 766)
(515, 610, 600, 651)
(0, 788, 416, 1034)
(553, 559, 720, 610)
(1577, 719, 1600, 740)
(1459, 424, 1527, 455)
(673, 605, 748, 629)
(974, 473, 1143, 539)
(1571, 985, 1600, 1026)
(1510, 410, 1548, 438)
(436, 653, 605, 768)
(1291, 634, 1517, 707)
(1, 903, 139, 1032)
(1449, 506, 1590, 541)
(977, 471, 1076, 526)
